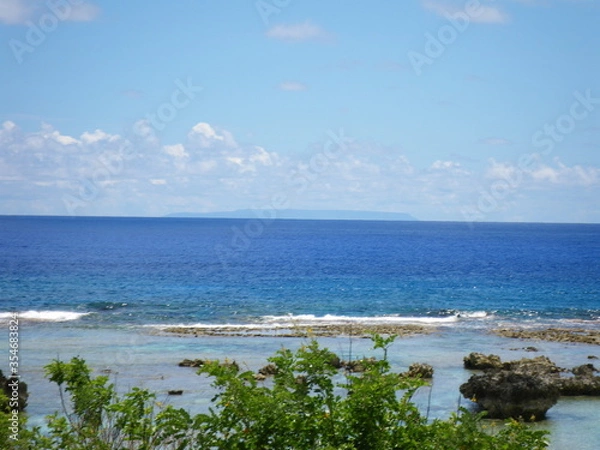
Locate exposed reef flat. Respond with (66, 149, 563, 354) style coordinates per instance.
(158, 323, 432, 338)
(493, 327, 600, 345)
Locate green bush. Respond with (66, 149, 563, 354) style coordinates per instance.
(4, 335, 550, 449)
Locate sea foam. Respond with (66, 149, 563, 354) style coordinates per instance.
(0, 310, 90, 322)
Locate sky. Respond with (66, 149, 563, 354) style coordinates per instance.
(0, 0, 599, 222)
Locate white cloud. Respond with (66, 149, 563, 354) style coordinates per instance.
(164, 143, 188, 159)
(2, 121, 17, 131)
(223, 146, 279, 174)
(266, 21, 330, 42)
(486, 159, 520, 180)
(132, 120, 159, 147)
(81, 129, 119, 145)
(0, 121, 19, 147)
(25, 123, 80, 148)
(1, 121, 598, 221)
(278, 81, 307, 91)
(531, 159, 599, 186)
(68, 2, 100, 22)
(250, 146, 275, 166)
(422, 0, 509, 24)
(0, 0, 99, 24)
(188, 122, 237, 148)
(0, 0, 33, 24)
(487, 156, 600, 187)
(473, 5, 510, 24)
(431, 160, 459, 170)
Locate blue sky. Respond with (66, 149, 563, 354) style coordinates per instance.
(1, 0, 599, 222)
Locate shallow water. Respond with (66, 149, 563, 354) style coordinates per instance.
(11, 323, 600, 449)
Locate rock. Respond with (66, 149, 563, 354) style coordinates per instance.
(502, 355, 564, 375)
(179, 358, 206, 367)
(168, 390, 183, 395)
(461, 352, 600, 420)
(254, 373, 267, 381)
(556, 364, 600, 396)
(558, 376, 600, 396)
(463, 352, 502, 370)
(587, 355, 598, 360)
(403, 363, 434, 379)
(571, 364, 597, 377)
(342, 357, 376, 373)
(178, 359, 239, 371)
(328, 355, 343, 369)
(258, 363, 278, 377)
(460, 371, 559, 421)
(524, 346, 539, 352)
(493, 328, 600, 345)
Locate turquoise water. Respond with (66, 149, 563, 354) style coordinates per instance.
(15, 324, 600, 450)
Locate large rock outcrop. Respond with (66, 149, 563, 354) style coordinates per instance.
(460, 353, 600, 421)
(460, 370, 559, 421)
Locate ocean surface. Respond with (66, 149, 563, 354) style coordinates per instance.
(1, 216, 600, 449)
(2, 216, 600, 328)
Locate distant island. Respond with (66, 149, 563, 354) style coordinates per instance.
(165, 209, 417, 221)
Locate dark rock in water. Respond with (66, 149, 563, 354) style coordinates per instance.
(558, 376, 600, 396)
(524, 346, 539, 352)
(463, 352, 502, 370)
(588, 355, 598, 360)
(494, 327, 600, 345)
(557, 364, 600, 395)
(571, 364, 597, 377)
(0, 370, 28, 412)
(460, 371, 559, 421)
(179, 358, 239, 371)
(328, 355, 343, 369)
(342, 357, 376, 373)
(403, 363, 434, 379)
(461, 353, 600, 419)
(168, 390, 183, 395)
(178, 358, 207, 367)
(502, 355, 565, 375)
(258, 363, 278, 377)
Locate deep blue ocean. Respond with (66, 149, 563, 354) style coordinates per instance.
(1, 215, 599, 329)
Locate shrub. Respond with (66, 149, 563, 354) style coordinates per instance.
(6, 335, 550, 449)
